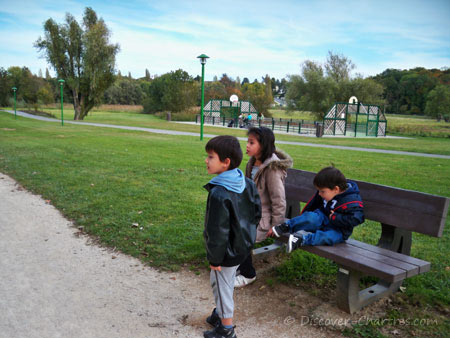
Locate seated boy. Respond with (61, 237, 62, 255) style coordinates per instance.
(203, 135, 261, 338)
(269, 166, 364, 253)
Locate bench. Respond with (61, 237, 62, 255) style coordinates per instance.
(253, 168, 449, 313)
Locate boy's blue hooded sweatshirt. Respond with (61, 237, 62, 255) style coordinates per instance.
(208, 168, 246, 193)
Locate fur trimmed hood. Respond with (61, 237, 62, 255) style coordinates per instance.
(246, 149, 293, 177)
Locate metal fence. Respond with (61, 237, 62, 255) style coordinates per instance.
(196, 115, 322, 136)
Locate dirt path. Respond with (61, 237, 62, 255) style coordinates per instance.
(0, 172, 385, 337)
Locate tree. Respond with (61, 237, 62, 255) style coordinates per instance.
(399, 71, 437, 114)
(204, 81, 227, 103)
(342, 77, 385, 106)
(241, 77, 249, 86)
(103, 77, 144, 105)
(145, 69, 151, 80)
(286, 53, 385, 119)
(325, 50, 355, 83)
(263, 74, 273, 105)
(241, 82, 272, 115)
(143, 69, 197, 113)
(425, 84, 450, 120)
(0, 68, 12, 106)
(37, 84, 54, 104)
(286, 60, 335, 119)
(35, 7, 119, 120)
(235, 76, 241, 90)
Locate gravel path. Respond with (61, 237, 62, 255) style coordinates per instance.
(0, 173, 209, 338)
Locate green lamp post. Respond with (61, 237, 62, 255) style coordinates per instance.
(197, 54, 209, 140)
(58, 79, 65, 126)
(12, 87, 17, 119)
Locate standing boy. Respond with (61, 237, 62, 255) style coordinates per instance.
(203, 135, 261, 338)
(269, 166, 364, 252)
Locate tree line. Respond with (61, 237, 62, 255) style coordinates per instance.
(285, 51, 450, 120)
(1, 7, 448, 121)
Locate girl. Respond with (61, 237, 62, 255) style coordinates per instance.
(235, 127, 293, 287)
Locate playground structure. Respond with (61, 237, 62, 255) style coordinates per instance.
(197, 98, 388, 137)
(324, 101, 387, 137)
(202, 99, 258, 127)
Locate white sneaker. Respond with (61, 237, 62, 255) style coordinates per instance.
(234, 274, 256, 288)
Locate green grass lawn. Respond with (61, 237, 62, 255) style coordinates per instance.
(1, 109, 449, 336)
(5, 106, 450, 156)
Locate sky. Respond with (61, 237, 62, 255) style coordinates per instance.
(0, 0, 449, 81)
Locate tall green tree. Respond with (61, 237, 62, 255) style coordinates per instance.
(143, 69, 197, 113)
(241, 82, 272, 115)
(286, 53, 385, 119)
(325, 50, 355, 83)
(0, 68, 12, 106)
(286, 60, 335, 119)
(35, 7, 119, 120)
(425, 84, 450, 120)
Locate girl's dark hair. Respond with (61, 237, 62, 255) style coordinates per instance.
(247, 127, 276, 163)
(313, 166, 348, 191)
(205, 135, 243, 170)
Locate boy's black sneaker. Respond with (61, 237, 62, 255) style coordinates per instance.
(206, 308, 221, 327)
(272, 222, 289, 237)
(203, 323, 237, 338)
(287, 234, 303, 253)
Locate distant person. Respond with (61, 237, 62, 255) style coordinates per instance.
(246, 114, 252, 127)
(238, 113, 244, 128)
(235, 127, 293, 288)
(203, 135, 261, 338)
(269, 166, 364, 252)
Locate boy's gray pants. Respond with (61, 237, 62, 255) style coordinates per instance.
(210, 265, 238, 319)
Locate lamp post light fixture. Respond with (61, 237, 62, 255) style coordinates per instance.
(197, 54, 209, 140)
(12, 87, 17, 119)
(58, 79, 65, 126)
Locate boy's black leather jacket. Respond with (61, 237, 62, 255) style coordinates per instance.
(203, 177, 262, 267)
(302, 180, 364, 240)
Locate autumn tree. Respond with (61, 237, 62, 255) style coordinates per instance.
(35, 7, 119, 120)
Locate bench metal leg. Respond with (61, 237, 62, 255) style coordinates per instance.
(336, 266, 402, 313)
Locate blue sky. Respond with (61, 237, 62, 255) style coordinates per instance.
(0, 0, 449, 81)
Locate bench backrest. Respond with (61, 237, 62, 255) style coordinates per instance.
(285, 168, 449, 237)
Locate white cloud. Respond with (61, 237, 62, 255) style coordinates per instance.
(0, 0, 448, 79)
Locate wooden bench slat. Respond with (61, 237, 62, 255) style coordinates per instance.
(340, 242, 420, 277)
(346, 239, 431, 274)
(302, 244, 407, 283)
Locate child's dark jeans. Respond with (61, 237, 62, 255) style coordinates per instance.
(287, 210, 343, 246)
